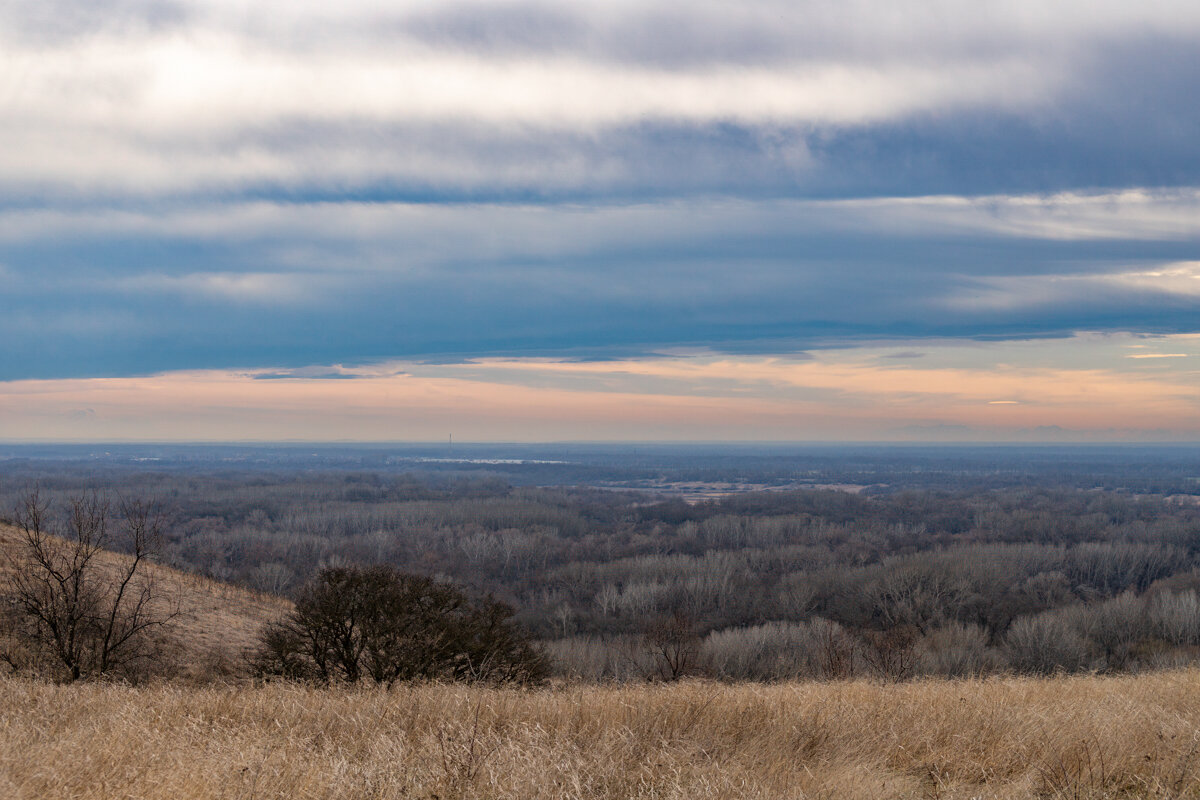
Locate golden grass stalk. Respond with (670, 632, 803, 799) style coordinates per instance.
(2, 670, 1200, 799)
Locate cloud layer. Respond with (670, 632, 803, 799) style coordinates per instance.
(3, 191, 1200, 380)
(3, 1, 1200, 438)
(4, 0, 1200, 201)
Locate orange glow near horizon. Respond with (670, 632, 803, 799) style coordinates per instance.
(3, 335, 1199, 442)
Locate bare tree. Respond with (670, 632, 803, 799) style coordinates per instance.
(642, 610, 699, 682)
(861, 625, 920, 682)
(814, 618, 858, 679)
(3, 491, 179, 681)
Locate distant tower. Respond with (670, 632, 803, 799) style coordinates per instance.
(448, 433, 452, 456)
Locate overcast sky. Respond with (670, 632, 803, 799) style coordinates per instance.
(3, 0, 1200, 441)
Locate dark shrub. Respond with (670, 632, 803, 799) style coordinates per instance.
(254, 565, 547, 685)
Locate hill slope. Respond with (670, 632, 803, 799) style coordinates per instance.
(0, 524, 290, 680)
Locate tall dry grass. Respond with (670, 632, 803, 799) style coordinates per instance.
(2, 670, 1199, 799)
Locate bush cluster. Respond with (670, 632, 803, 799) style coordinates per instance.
(253, 565, 547, 685)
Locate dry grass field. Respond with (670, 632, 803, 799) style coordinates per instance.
(2, 670, 1200, 799)
(4, 522, 1200, 798)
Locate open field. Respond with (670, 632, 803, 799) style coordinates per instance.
(3, 670, 1200, 799)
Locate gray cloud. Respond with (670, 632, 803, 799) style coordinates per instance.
(2, 0, 1198, 382)
(1, 192, 1199, 380)
(2, 3, 1197, 204)
(0, 0, 189, 45)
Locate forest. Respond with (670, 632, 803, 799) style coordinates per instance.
(5, 445, 1200, 682)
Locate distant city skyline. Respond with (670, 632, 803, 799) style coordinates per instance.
(3, 1, 1199, 441)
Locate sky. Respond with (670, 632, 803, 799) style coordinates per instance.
(2, 0, 1200, 442)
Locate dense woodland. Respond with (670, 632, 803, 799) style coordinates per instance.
(6, 446, 1200, 682)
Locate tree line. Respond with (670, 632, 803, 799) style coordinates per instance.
(6, 471, 1200, 682)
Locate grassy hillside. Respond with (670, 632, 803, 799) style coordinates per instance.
(0, 524, 289, 680)
(2, 670, 1199, 799)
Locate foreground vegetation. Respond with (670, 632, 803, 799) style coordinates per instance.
(3, 670, 1200, 799)
(6, 454, 1200, 798)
